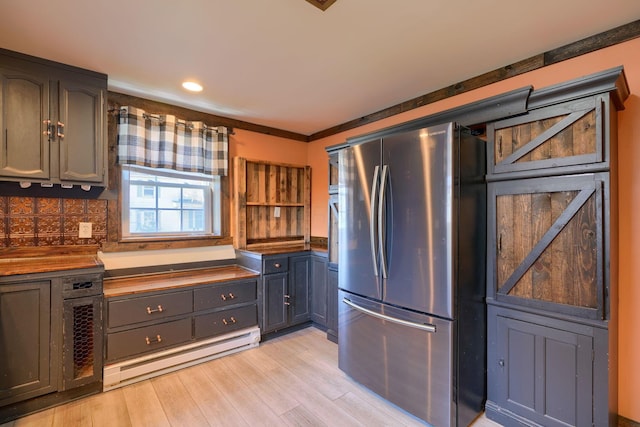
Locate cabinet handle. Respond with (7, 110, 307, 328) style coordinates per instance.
(274, 263, 281, 268)
(497, 135, 502, 158)
(43, 120, 52, 139)
(498, 359, 505, 367)
(284, 294, 291, 306)
(146, 305, 164, 314)
(57, 121, 65, 139)
(220, 293, 236, 301)
(222, 317, 237, 325)
(145, 335, 162, 345)
(498, 233, 502, 254)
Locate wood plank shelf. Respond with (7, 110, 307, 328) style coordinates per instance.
(234, 157, 311, 250)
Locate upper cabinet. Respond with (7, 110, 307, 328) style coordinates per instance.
(486, 66, 628, 181)
(0, 48, 107, 187)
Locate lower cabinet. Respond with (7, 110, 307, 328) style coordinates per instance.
(326, 265, 338, 343)
(0, 281, 56, 406)
(262, 254, 311, 334)
(263, 273, 289, 332)
(486, 304, 613, 427)
(105, 277, 259, 364)
(0, 268, 103, 423)
(310, 255, 328, 327)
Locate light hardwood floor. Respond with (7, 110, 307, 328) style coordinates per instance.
(1, 327, 502, 427)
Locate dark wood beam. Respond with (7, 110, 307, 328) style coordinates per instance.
(308, 19, 640, 141)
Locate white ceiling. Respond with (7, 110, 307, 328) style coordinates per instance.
(1, 1, 639, 136)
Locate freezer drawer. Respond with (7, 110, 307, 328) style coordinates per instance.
(338, 291, 454, 426)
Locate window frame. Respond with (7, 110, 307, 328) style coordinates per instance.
(120, 164, 221, 240)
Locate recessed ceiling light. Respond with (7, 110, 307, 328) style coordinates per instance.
(182, 81, 203, 92)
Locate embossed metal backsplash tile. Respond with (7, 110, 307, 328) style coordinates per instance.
(0, 196, 108, 248)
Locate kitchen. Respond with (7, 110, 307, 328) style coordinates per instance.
(1, 2, 640, 426)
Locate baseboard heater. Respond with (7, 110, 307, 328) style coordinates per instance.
(103, 326, 261, 391)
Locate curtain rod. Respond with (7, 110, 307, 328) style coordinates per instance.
(107, 107, 234, 134)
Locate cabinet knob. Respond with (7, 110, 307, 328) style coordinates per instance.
(498, 359, 505, 367)
(274, 263, 281, 268)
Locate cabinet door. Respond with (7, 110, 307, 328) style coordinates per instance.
(57, 78, 106, 184)
(326, 266, 338, 342)
(487, 95, 610, 180)
(310, 255, 328, 327)
(262, 273, 288, 333)
(0, 64, 50, 180)
(328, 195, 339, 265)
(0, 281, 55, 405)
(489, 312, 593, 427)
(289, 255, 310, 325)
(62, 295, 103, 390)
(488, 173, 607, 319)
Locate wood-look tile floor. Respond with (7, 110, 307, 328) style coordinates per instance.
(1, 327, 502, 427)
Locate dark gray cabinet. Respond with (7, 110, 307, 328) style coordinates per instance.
(487, 305, 608, 427)
(263, 272, 289, 333)
(326, 265, 338, 343)
(0, 280, 57, 406)
(0, 267, 103, 422)
(105, 278, 258, 363)
(310, 254, 328, 327)
(0, 48, 107, 186)
(261, 254, 311, 334)
(485, 67, 628, 427)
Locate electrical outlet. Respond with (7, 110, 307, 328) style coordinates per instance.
(78, 222, 92, 238)
(274, 206, 281, 218)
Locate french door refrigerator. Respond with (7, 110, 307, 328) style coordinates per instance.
(338, 122, 487, 427)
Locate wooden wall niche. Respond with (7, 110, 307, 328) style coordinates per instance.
(234, 157, 310, 249)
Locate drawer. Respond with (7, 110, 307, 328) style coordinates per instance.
(106, 317, 192, 361)
(194, 280, 257, 311)
(263, 257, 288, 274)
(62, 273, 103, 298)
(107, 290, 192, 328)
(194, 305, 257, 340)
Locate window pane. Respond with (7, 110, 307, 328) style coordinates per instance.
(158, 186, 182, 209)
(130, 185, 157, 208)
(130, 209, 157, 233)
(122, 165, 220, 238)
(158, 210, 182, 232)
(182, 210, 205, 232)
(182, 188, 205, 209)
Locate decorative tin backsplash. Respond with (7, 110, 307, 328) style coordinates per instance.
(0, 196, 107, 248)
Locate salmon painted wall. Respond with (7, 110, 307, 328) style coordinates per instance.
(306, 37, 640, 420)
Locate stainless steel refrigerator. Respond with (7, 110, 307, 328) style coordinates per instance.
(338, 122, 487, 427)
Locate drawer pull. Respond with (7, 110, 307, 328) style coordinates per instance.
(145, 334, 162, 345)
(274, 263, 281, 268)
(220, 293, 236, 301)
(146, 305, 164, 314)
(222, 317, 237, 325)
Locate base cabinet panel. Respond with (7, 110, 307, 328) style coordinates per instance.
(262, 273, 289, 333)
(0, 281, 55, 405)
(486, 305, 610, 427)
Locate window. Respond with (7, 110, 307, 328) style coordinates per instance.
(121, 165, 221, 238)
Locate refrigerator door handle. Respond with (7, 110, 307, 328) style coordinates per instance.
(378, 164, 389, 279)
(370, 165, 380, 277)
(342, 298, 436, 333)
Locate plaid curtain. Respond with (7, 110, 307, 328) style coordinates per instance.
(117, 106, 228, 176)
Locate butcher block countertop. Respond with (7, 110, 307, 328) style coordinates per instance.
(0, 254, 103, 277)
(103, 265, 260, 298)
(239, 243, 327, 256)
